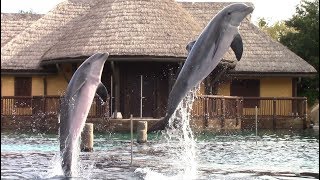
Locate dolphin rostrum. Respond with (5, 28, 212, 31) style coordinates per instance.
(59, 53, 109, 177)
(148, 3, 254, 132)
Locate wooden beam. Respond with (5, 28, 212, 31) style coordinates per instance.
(111, 61, 121, 117)
(43, 76, 47, 96)
(273, 98, 276, 129)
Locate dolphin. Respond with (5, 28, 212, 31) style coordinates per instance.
(148, 3, 254, 132)
(59, 53, 109, 177)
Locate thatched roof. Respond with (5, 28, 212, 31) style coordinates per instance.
(1, 13, 42, 47)
(1, 0, 317, 76)
(180, 2, 317, 76)
(41, 0, 201, 62)
(1, 0, 95, 71)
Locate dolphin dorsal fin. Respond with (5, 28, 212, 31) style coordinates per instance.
(231, 33, 243, 61)
(96, 82, 108, 104)
(186, 40, 196, 53)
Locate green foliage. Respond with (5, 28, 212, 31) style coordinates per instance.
(280, 0, 319, 106)
(257, 17, 268, 28)
(257, 18, 296, 41)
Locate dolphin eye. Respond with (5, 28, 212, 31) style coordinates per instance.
(227, 12, 231, 15)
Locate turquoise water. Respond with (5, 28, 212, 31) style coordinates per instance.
(1, 130, 319, 179)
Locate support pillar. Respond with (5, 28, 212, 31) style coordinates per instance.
(81, 123, 93, 152)
(111, 62, 122, 119)
(136, 121, 147, 143)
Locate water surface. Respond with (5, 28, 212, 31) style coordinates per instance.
(1, 130, 319, 179)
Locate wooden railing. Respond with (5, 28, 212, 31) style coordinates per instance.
(242, 97, 307, 129)
(242, 97, 307, 119)
(192, 96, 307, 128)
(1, 96, 307, 123)
(1, 96, 109, 118)
(192, 95, 243, 122)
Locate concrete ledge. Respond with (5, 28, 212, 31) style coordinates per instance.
(1, 115, 306, 133)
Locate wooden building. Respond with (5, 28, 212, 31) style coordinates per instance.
(1, 0, 317, 132)
(181, 2, 316, 128)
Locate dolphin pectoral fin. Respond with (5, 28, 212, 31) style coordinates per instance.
(231, 33, 243, 61)
(186, 40, 196, 53)
(96, 82, 108, 104)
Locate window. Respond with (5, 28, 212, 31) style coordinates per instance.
(14, 77, 32, 107)
(231, 79, 260, 108)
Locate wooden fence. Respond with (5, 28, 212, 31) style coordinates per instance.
(192, 96, 307, 129)
(1, 95, 307, 129)
(241, 97, 307, 129)
(242, 97, 307, 118)
(1, 96, 109, 118)
(193, 95, 242, 120)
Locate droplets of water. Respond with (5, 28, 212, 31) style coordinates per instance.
(140, 86, 200, 180)
(165, 87, 198, 179)
(43, 153, 64, 178)
(70, 137, 81, 177)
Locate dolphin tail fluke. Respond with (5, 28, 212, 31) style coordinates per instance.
(147, 115, 170, 133)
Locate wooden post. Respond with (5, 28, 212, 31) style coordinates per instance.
(110, 75, 114, 117)
(239, 98, 244, 127)
(303, 99, 308, 129)
(140, 75, 143, 118)
(81, 123, 93, 152)
(111, 62, 121, 119)
(115, 65, 120, 118)
(43, 76, 47, 96)
(221, 98, 225, 128)
(273, 98, 276, 129)
(137, 121, 147, 143)
(204, 97, 209, 127)
(130, 115, 133, 165)
(236, 98, 240, 126)
(255, 106, 258, 144)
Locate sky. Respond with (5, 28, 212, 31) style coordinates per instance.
(1, 0, 302, 25)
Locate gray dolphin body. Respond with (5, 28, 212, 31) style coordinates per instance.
(148, 3, 254, 132)
(59, 53, 109, 177)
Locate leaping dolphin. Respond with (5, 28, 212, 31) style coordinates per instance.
(59, 53, 109, 177)
(148, 3, 254, 132)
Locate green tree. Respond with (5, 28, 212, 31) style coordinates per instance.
(257, 18, 296, 41)
(280, 0, 319, 105)
(257, 17, 268, 28)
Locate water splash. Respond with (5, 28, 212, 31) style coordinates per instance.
(166, 87, 198, 179)
(139, 86, 199, 180)
(43, 153, 64, 178)
(70, 137, 81, 177)
(42, 137, 92, 179)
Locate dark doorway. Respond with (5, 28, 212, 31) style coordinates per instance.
(142, 74, 156, 117)
(124, 74, 156, 118)
(125, 74, 141, 117)
(119, 62, 171, 118)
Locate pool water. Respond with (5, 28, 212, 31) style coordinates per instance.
(1, 129, 319, 180)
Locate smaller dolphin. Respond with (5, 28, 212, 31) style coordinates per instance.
(59, 53, 109, 177)
(148, 3, 254, 132)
